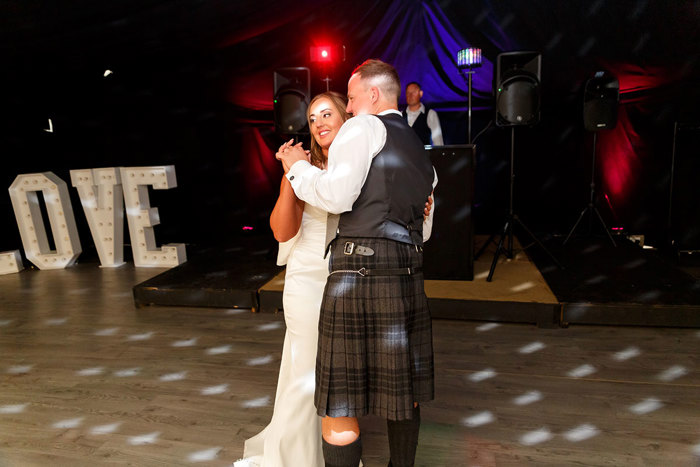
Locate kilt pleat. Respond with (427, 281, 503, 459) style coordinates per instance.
(314, 237, 434, 421)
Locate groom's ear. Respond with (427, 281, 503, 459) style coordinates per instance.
(370, 86, 380, 104)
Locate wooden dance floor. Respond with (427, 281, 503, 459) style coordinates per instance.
(2, 263, 700, 466)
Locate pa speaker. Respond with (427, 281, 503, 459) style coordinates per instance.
(495, 51, 541, 126)
(583, 71, 619, 131)
(273, 67, 310, 135)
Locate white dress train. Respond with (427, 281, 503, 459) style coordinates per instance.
(235, 203, 328, 467)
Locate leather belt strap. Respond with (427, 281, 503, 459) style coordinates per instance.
(343, 242, 374, 256)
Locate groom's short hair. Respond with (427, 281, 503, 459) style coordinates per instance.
(351, 59, 401, 101)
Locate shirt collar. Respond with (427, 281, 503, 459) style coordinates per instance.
(378, 109, 403, 116)
(405, 103, 426, 114)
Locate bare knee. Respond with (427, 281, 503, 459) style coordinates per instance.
(322, 416, 360, 445)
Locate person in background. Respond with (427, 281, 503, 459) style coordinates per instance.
(402, 81, 444, 146)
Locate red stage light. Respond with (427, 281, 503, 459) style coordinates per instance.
(310, 46, 333, 63)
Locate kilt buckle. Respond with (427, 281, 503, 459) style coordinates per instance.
(343, 242, 355, 255)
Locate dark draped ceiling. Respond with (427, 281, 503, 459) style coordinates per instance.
(2, 0, 700, 248)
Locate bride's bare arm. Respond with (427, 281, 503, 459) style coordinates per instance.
(270, 175, 305, 242)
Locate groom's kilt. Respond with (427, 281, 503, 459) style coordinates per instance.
(314, 236, 434, 421)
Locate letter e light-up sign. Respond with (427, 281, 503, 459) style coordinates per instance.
(120, 166, 186, 268)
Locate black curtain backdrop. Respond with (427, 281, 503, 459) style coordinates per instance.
(2, 0, 699, 257)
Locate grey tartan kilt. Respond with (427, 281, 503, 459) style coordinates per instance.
(314, 236, 435, 421)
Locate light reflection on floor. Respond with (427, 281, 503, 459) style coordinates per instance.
(519, 427, 552, 445)
(201, 383, 229, 395)
(76, 367, 105, 376)
(629, 397, 664, 415)
(113, 367, 141, 377)
(94, 327, 120, 336)
(172, 337, 198, 347)
(656, 365, 688, 382)
(7, 365, 33, 374)
(52, 417, 84, 429)
(188, 447, 222, 462)
(159, 371, 187, 382)
(567, 364, 596, 378)
(461, 411, 495, 427)
(512, 390, 543, 406)
(246, 355, 274, 366)
(207, 345, 232, 355)
(127, 331, 154, 341)
(613, 346, 641, 361)
(563, 423, 600, 442)
(468, 368, 497, 382)
(0, 404, 28, 414)
(128, 431, 161, 445)
(475, 322, 500, 332)
(518, 341, 545, 354)
(90, 421, 122, 435)
(242, 396, 271, 408)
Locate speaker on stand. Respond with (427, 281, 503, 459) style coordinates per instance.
(476, 51, 563, 282)
(564, 70, 619, 246)
(273, 67, 311, 137)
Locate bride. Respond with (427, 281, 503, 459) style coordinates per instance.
(235, 91, 350, 467)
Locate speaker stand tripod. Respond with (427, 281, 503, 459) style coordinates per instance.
(564, 132, 617, 247)
(478, 127, 564, 282)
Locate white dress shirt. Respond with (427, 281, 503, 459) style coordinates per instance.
(405, 103, 444, 146)
(287, 109, 437, 242)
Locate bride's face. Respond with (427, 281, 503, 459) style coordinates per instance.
(308, 97, 344, 151)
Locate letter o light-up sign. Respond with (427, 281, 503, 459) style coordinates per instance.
(8, 172, 82, 269)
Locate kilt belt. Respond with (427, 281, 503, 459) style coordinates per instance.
(331, 241, 423, 276)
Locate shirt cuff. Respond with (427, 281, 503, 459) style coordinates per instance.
(286, 159, 312, 184)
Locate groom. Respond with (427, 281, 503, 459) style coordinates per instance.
(277, 59, 436, 467)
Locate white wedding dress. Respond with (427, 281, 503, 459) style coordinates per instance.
(235, 203, 328, 467)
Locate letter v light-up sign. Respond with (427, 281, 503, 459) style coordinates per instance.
(120, 166, 186, 268)
(70, 167, 125, 267)
(8, 172, 82, 269)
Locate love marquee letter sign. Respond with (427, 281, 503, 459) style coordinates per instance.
(2, 165, 186, 274)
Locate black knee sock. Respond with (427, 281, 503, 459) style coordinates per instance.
(322, 435, 362, 467)
(387, 405, 421, 467)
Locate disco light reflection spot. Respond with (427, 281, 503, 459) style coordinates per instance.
(563, 424, 600, 442)
(519, 428, 553, 446)
(461, 411, 495, 427)
(468, 368, 497, 382)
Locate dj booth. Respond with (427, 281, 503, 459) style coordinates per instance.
(422, 144, 475, 281)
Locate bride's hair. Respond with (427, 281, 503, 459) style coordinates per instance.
(306, 91, 349, 169)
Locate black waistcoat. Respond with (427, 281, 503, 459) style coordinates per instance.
(402, 107, 431, 145)
(337, 113, 434, 246)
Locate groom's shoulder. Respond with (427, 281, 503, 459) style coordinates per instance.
(342, 114, 383, 132)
